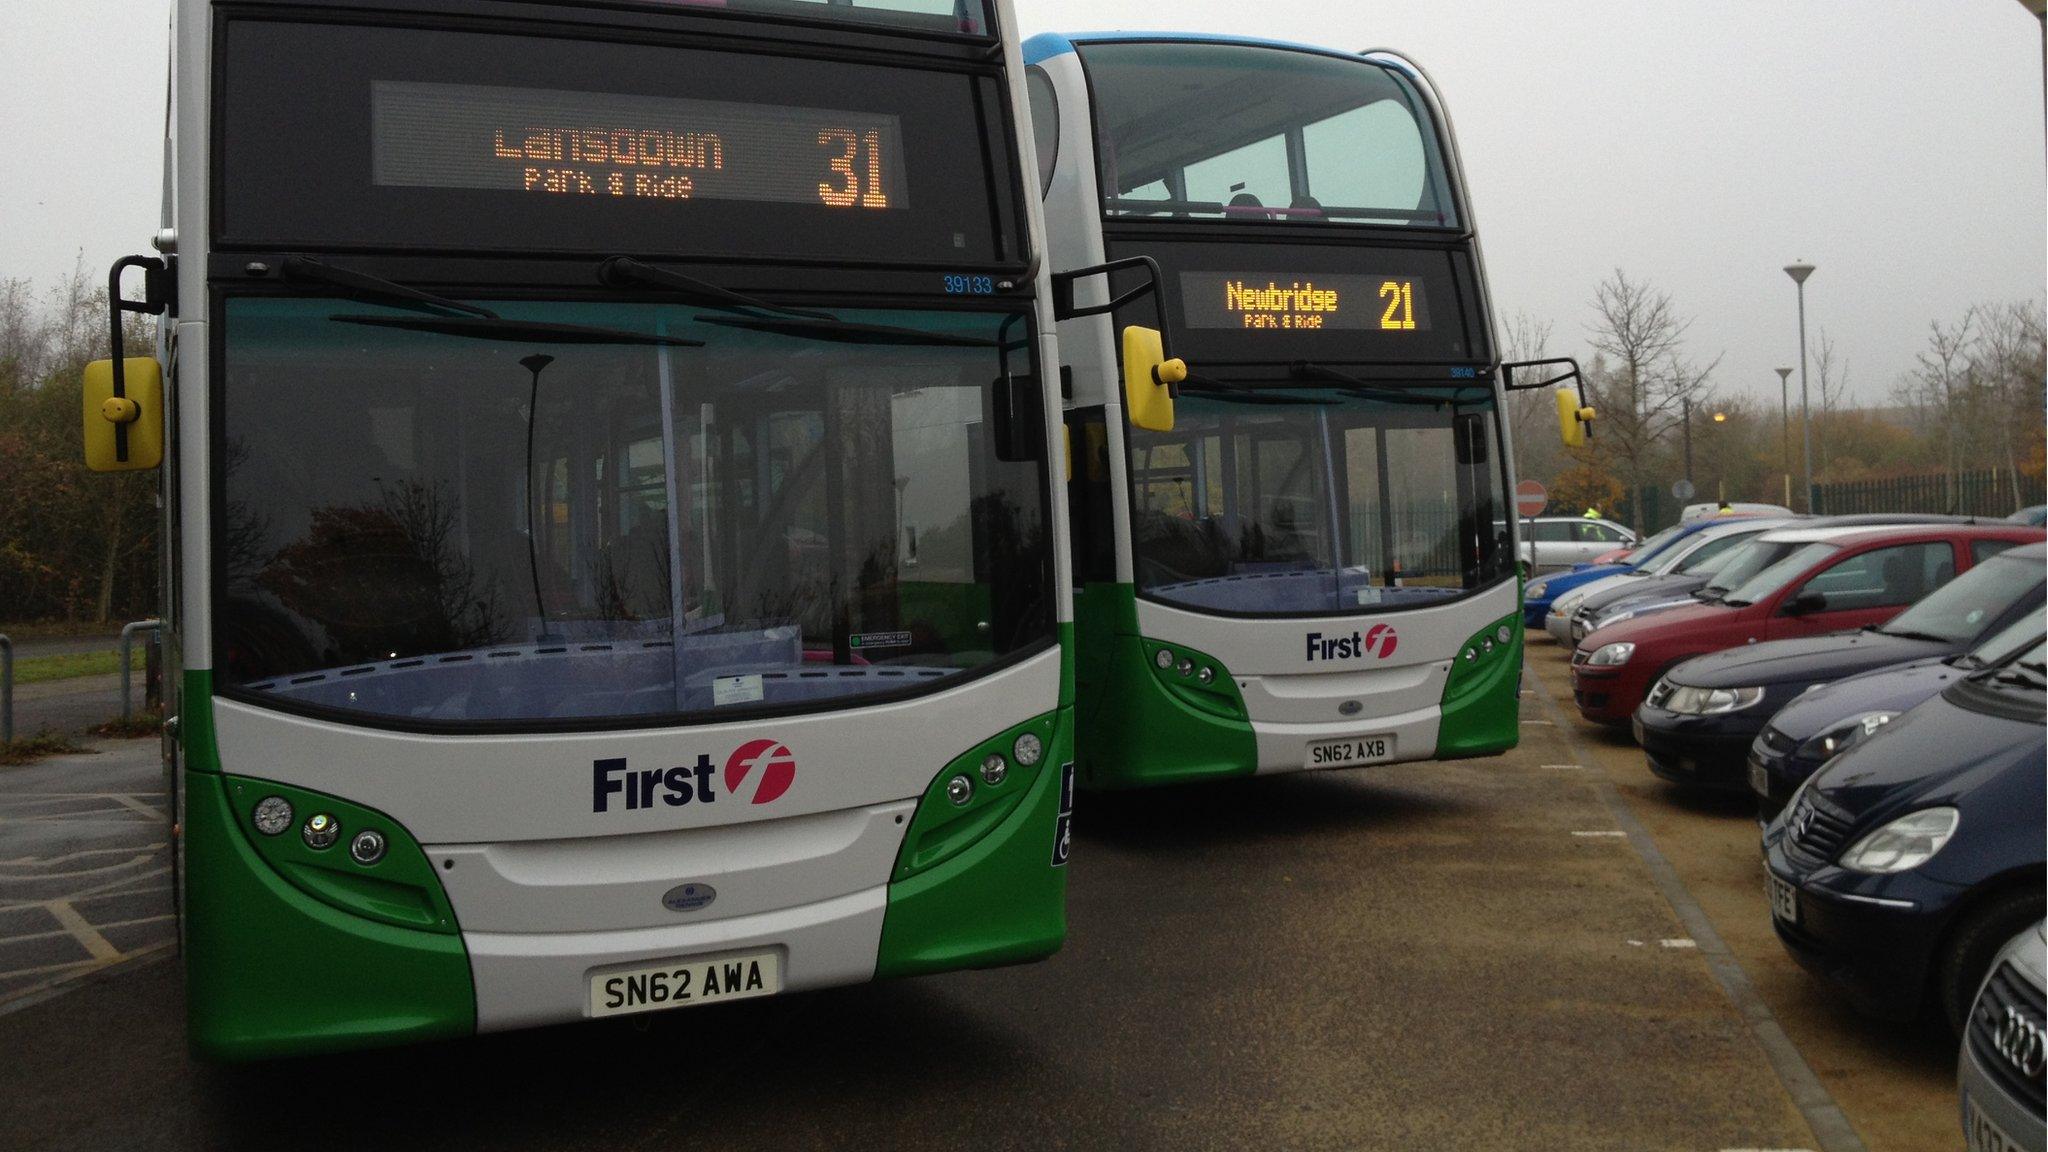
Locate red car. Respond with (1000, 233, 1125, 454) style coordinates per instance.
(1570, 522, 2043, 725)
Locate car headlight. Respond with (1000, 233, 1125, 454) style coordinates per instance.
(1552, 593, 1585, 616)
(1527, 580, 1552, 598)
(1662, 684, 1766, 715)
(1838, 807, 1959, 874)
(1586, 642, 1635, 666)
(1793, 711, 1896, 761)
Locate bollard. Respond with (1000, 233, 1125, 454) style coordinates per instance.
(0, 634, 11, 745)
(120, 620, 163, 724)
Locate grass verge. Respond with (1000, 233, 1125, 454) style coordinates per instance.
(10, 649, 146, 685)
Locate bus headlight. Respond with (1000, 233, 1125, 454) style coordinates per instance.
(980, 753, 1008, 786)
(1839, 807, 1958, 874)
(302, 813, 341, 850)
(252, 796, 294, 836)
(1012, 732, 1043, 767)
(1586, 642, 1635, 666)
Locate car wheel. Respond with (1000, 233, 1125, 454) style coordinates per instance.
(1933, 887, 2045, 1037)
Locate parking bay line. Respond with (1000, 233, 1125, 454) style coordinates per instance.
(1524, 665, 1870, 1152)
(46, 900, 120, 962)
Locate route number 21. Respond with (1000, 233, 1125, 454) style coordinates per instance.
(1379, 280, 1416, 331)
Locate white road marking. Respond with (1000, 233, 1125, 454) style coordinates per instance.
(1571, 830, 1627, 838)
(0, 853, 158, 881)
(1540, 763, 1587, 771)
(46, 900, 120, 961)
(1520, 719, 1555, 726)
(107, 794, 166, 821)
(0, 913, 174, 947)
(1660, 938, 1699, 950)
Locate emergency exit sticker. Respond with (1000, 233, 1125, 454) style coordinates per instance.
(849, 631, 914, 651)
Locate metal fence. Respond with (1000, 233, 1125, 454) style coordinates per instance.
(1815, 470, 2045, 519)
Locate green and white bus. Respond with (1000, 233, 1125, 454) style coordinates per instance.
(1026, 33, 1568, 789)
(86, 0, 1075, 1059)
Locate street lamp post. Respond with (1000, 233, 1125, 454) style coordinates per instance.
(1774, 367, 1794, 509)
(1681, 396, 1694, 488)
(1712, 411, 1727, 503)
(1784, 262, 1816, 513)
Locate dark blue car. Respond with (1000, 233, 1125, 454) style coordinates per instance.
(1762, 638, 2047, 1033)
(1750, 604, 2044, 819)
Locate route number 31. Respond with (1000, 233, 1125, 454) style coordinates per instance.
(818, 129, 891, 209)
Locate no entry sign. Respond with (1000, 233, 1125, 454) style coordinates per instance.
(1515, 480, 1548, 518)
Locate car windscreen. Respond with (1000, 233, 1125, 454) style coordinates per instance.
(1720, 542, 1839, 607)
(1880, 553, 2045, 645)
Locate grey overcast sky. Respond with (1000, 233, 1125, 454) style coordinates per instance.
(1, 1, 2041, 404)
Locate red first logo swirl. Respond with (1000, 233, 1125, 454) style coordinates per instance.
(723, 739, 797, 805)
(1363, 624, 1399, 659)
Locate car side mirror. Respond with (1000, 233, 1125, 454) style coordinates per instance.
(1785, 589, 1827, 616)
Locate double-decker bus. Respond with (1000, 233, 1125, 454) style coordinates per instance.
(85, 0, 1075, 1059)
(1026, 33, 1577, 788)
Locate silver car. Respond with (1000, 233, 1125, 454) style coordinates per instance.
(1960, 921, 2046, 1152)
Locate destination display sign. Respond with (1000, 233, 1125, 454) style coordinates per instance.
(373, 82, 909, 211)
(1179, 272, 1434, 332)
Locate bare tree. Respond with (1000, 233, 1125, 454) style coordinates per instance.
(1499, 309, 1564, 487)
(1584, 270, 1721, 530)
(1810, 329, 1852, 479)
(1893, 310, 1979, 511)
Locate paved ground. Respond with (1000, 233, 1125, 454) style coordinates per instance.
(0, 653, 1959, 1152)
(9, 674, 127, 740)
(0, 740, 173, 1011)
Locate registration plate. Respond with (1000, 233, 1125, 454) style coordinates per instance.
(1966, 1095, 2025, 1152)
(589, 949, 781, 1018)
(1631, 716, 1645, 743)
(1767, 872, 1800, 925)
(1306, 734, 1393, 769)
(1748, 756, 1769, 797)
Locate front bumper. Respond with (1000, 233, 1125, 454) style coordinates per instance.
(1762, 834, 1964, 1021)
(1635, 705, 1762, 791)
(1571, 663, 1641, 724)
(1961, 1037, 2048, 1152)
(1749, 732, 1825, 821)
(1543, 609, 1576, 645)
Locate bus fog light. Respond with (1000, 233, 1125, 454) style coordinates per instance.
(1155, 649, 1174, 669)
(302, 813, 341, 850)
(1012, 732, 1043, 767)
(252, 796, 293, 836)
(349, 829, 387, 865)
(1197, 667, 1215, 684)
(946, 775, 973, 805)
(980, 753, 1008, 786)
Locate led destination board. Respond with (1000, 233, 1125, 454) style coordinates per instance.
(1179, 272, 1434, 332)
(373, 81, 909, 210)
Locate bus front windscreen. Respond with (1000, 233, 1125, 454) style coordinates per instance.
(1080, 40, 1457, 228)
(1127, 387, 1509, 615)
(216, 299, 1052, 728)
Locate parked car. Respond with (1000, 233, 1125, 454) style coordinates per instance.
(1513, 516, 1637, 571)
(1635, 541, 2047, 792)
(1573, 515, 1990, 643)
(1522, 516, 1740, 631)
(2010, 506, 2047, 528)
(1682, 501, 1795, 521)
(1958, 922, 2045, 1152)
(1762, 638, 2046, 1033)
(1751, 607, 2046, 820)
(1570, 523, 2043, 725)
(1543, 517, 1800, 643)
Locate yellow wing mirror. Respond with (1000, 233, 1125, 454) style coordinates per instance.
(1555, 386, 1595, 449)
(82, 255, 174, 472)
(83, 357, 164, 472)
(1122, 325, 1185, 433)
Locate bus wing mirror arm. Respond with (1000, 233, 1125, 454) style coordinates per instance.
(1049, 255, 1178, 357)
(84, 256, 173, 471)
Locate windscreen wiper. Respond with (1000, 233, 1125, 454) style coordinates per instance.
(1291, 362, 1490, 406)
(599, 257, 834, 321)
(1178, 372, 1336, 407)
(1877, 627, 1955, 643)
(329, 314, 704, 347)
(692, 314, 999, 348)
(283, 256, 497, 319)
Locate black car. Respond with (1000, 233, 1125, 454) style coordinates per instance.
(1634, 541, 2046, 792)
(1762, 640, 2047, 1032)
(1750, 607, 2045, 819)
